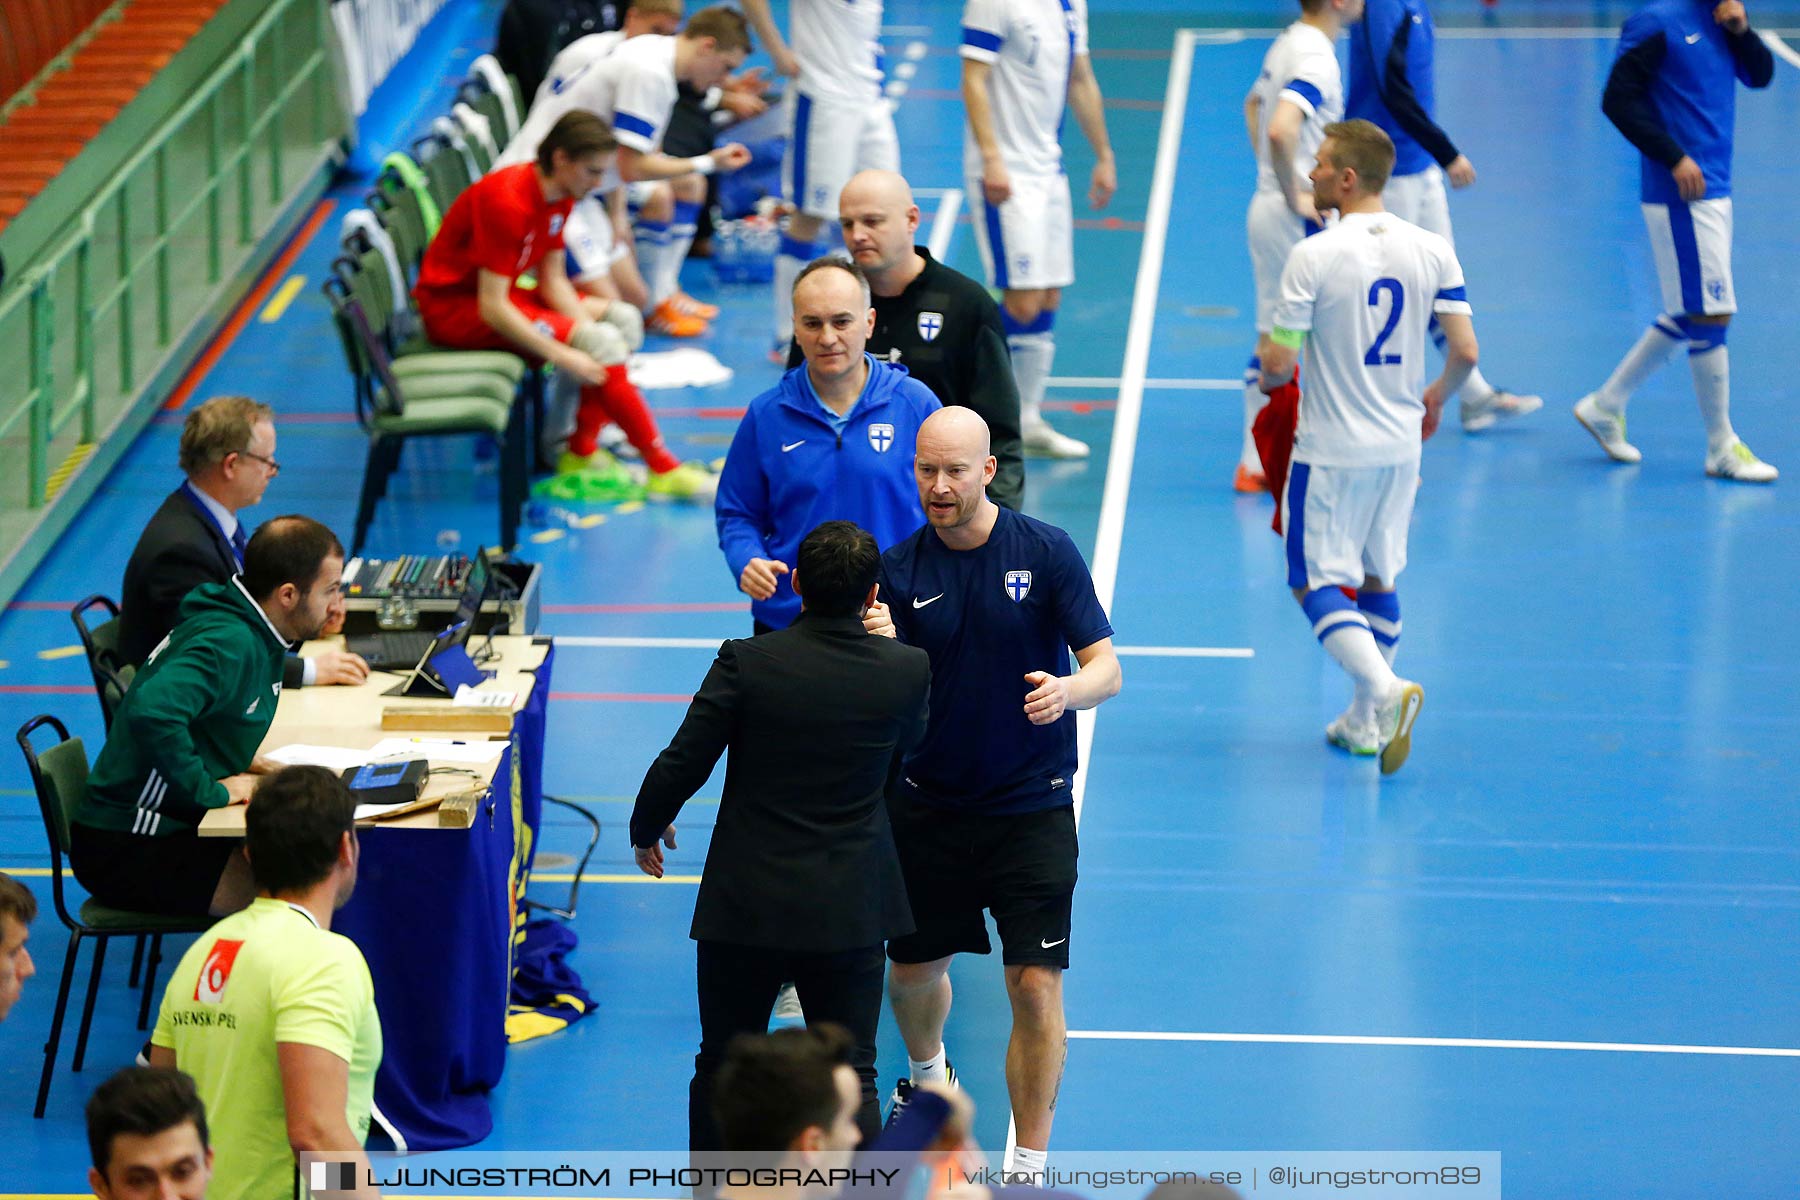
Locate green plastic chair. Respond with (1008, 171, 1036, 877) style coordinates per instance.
(321, 279, 528, 555)
(16, 715, 212, 1118)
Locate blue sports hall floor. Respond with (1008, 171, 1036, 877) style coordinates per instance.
(2, 0, 1798, 1196)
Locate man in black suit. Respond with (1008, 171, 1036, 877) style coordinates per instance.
(630, 520, 931, 1154)
(117, 396, 367, 688)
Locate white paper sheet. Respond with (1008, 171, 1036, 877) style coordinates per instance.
(365, 736, 507, 765)
(264, 744, 380, 772)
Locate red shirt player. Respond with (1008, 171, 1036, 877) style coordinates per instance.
(414, 109, 714, 500)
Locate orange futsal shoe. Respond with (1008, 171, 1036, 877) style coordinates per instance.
(1233, 464, 1269, 494)
(669, 292, 720, 321)
(647, 298, 709, 338)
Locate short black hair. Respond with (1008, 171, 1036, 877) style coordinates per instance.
(795, 521, 879, 618)
(241, 515, 343, 600)
(0, 871, 36, 927)
(713, 1024, 854, 1151)
(245, 766, 356, 894)
(86, 1067, 209, 1175)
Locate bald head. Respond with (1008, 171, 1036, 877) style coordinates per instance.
(840, 171, 921, 283)
(919, 406, 991, 460)
(914, 408, 997, 537)
(841, 169, 913, 212)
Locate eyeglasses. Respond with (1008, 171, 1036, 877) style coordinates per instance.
(235, 449, 280, 473)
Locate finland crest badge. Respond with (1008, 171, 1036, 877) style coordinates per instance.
(917, 311, 944, 342)
(868, 423, 895, 453)
(548, 213, 565, 236)
(1005, 570, 1032, 602)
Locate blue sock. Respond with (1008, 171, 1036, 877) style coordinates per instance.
(1356, 591, 1401, 666)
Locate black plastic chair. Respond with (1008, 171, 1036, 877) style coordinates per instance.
(16, 716, 211, 1117)
(68, 595, 135, 733)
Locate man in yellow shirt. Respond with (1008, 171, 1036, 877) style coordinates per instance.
(150, 766, 382, 1200)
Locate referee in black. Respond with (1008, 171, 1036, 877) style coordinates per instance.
(629, 520, 931, 1158)
(787, 169, 1025, 511)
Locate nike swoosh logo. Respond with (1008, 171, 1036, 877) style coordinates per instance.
(1685, 31, 1702, 42)
(913, 594, 944, 609)
(1041, 937, 1067, 949)
(782, 440, 806, 452)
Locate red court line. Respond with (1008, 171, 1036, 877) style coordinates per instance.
(162, 199, 338, 411)
(0, 685, 93, 695)
(544, 602, 749, 613)
(550, 691, 694, 703)
(1043, 399, 1119, 414)
(5, 601, 70, 610)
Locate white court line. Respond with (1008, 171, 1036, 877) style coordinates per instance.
(927, 188, 963, 262)
(1049, 376, 1240, 390)
(554, 636, 1252, 657)
(1116, 645, 1253, 659)
(1002, 25, 1200, 1170)
(1764, 31, 1800, 70)
(1077, 24, 1197, 820)
(555, 636, 726, 649)
(1068, 1029, 1800, 1059)
(881, 24, 932, 35)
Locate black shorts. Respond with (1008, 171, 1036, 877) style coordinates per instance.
(886, 796, 1077, 969)
(69, 823, 239, 917)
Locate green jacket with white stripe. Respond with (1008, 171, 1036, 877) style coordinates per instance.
(80, 579, 288, 836)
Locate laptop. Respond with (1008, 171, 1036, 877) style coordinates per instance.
(348, 551, 495, 670)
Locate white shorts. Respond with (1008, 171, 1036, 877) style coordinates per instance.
(1246, 189, 1315, 331)
(783, 89, 900, 220)
(564, 194, 629, 283)
(970, 169, 1073, 292)
(1643, 198, 1735, 316)
(1384, 167, 1452, 242)
(1281, 458, 1420, 591)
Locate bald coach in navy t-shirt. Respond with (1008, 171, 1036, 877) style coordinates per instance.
(863, 405, 1120, 1177)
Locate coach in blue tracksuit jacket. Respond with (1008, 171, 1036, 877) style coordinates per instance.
(717, 260, 942, 632)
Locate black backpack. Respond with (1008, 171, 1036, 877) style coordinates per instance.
(494, 0, 623, 103)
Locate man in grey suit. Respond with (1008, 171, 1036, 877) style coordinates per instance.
(630, 520, 931, 1155)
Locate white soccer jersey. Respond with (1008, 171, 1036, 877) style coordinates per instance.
(532, 31, 626, 110)
(792, 0, 885, 102)
(959, 0, 1089, 178)
(1249, 21, 1342, 197)
(1273, 210, 1472, 467)
(496, 33, 679, 194)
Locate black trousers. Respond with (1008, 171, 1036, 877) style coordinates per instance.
(689, 939, 886, 1154)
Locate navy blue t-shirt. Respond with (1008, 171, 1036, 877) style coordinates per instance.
(879, 507, 1114, 814)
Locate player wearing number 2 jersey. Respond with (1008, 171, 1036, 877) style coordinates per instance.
(1260, 119, 1479, 776)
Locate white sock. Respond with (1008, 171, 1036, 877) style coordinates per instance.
(1460, 363, 1495, 403)
(633, 221, 670, 306)
(772, 232, 816, 347)
(1008, 328, 1054, 428)
(1688, 344, 1734, 453)
(908, 1045, 948, 1084)
(1241, 357, 1264, 472)
(649, 199, 701, 308)
(1007, 1146, 1047, 1183)
(1324, 627, 1397, 726)
(1596, 316, 1683, 415)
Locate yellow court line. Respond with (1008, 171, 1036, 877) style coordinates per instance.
(259, 274, 307, 323)
(36, 645, 86, 660)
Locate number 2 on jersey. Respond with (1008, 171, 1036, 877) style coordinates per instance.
(1364, 278, 1404, 366)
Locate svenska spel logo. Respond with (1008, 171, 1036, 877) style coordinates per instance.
(194, 940, 244, 1004)
(309, 1160, 358, 1193)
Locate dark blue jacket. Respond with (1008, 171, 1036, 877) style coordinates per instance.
(716, 356, 940, 629)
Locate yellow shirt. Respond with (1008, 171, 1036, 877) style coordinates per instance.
(153, 897, 382, 1200)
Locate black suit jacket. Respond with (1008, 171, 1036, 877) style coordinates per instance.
(629, 613, 931, 952)
(118, 488, 304, 689)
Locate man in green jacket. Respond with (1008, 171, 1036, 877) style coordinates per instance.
(71, 515, 346, 917)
